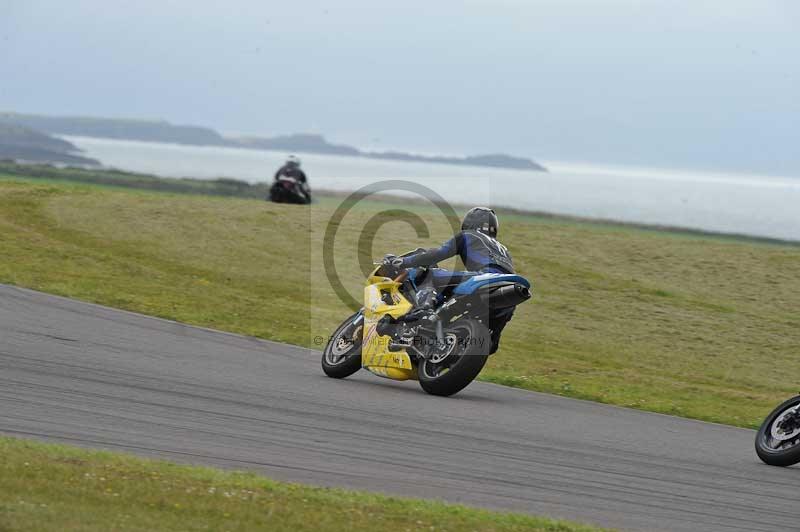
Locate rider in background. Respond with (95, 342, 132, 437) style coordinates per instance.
(385, 207, 516, 353)
(275, 155, 309, 186)
(271, 155, 311, 203)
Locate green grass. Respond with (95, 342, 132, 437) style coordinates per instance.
(1, 167, 799, 428)
(0, 161, 272, 198)
(0, 436, 603, 532)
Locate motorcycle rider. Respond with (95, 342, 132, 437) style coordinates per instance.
(274, 155, 308, 184)
(271, 155, 311, 203)
(384, 207, 516, 354)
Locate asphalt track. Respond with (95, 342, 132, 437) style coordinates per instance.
(1, 284, 797, 532)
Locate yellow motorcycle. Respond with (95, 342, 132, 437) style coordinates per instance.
(322, 250, 532, 396)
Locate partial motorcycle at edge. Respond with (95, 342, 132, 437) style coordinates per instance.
(756, 395, 800, 466)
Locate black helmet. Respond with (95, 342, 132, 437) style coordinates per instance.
(461, 207, 498, 237)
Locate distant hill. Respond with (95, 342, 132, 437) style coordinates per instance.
(234, 133, 360, 156)
(0, 112, 546, 172)
(0, 122, 99, 166)
(228, 133, 547, 171)
(2, 112, 226, 146)
(363, 151, 546, 171)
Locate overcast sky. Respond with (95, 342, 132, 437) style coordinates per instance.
(2, 1, 798, 175)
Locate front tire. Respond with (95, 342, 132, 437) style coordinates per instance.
(321, 313, 363, 379)
(418, 319, 490, 397)
(755, 396, 800, 467)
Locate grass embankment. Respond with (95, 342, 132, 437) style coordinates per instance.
(1, 166, 799, 428)
(0, 161, 272, 198)
(0, 437, 600, 532)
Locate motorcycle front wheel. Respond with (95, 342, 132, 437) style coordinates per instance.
(321, 312, 363, 379)
(417, 319, 490, 397)
(755, 395, 800, 467)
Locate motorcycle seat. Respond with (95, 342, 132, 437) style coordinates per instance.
(453, 273, 530, 295)
(428, 269, 480, 289)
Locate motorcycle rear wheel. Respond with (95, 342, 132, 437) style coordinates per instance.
(417, 319, 490, 397)
(755, 395, 800, 467)
(321, 313, 363, 379)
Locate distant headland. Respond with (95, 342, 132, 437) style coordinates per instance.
(0, 112, 546, 172)
(0, 121, 99, 166)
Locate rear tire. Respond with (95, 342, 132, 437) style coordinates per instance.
(755, 396, 800, 467)
(418, 319, 490, 397)
(321, 313, 363, 379)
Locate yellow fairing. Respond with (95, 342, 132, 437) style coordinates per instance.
(361, 271, 416, 380)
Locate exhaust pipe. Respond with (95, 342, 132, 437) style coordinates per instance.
(483, 284, 531, 309)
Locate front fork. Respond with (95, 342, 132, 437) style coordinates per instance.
(341, 311, 364, 343)
(435, 319, 445, 345)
